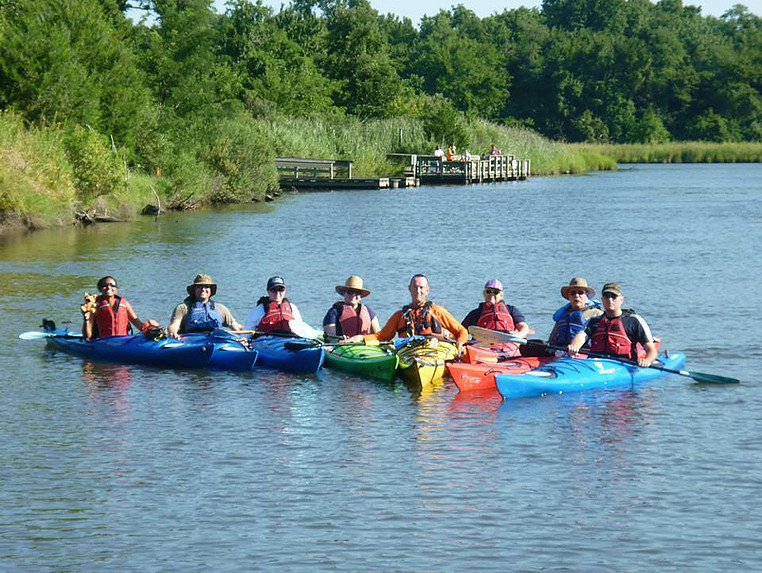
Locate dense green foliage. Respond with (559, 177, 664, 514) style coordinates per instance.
(0, 0, 759, 229)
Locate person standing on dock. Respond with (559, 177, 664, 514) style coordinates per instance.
(567, 282, 658, 367)
(167, 274, 243, 338)
(433, 145, 444, 158)
(446, 145, 456, 161)
(348, 274, 468, 352)
(490, 143, 501, 155)
(323, 276, 381, 339)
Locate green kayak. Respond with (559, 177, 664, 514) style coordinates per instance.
(324, 342, 398, 381)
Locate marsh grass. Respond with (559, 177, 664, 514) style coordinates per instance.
(570, 142, 762, 163)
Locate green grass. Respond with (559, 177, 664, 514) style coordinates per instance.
(569, 142, 762, 163)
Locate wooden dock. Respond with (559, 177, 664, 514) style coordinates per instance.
(276, 153, 529, 191)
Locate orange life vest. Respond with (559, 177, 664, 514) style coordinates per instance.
(94, 295, 130, 337)
(334, 301, 372, 337)
(257, 298, 295, 333)
(476, 301, 516, 332)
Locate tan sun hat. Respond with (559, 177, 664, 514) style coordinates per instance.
(560, 277, 595, 299)
(336, 275, 371, 297)
(187, 274, 217, 296)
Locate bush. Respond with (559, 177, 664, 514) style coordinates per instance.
(63, 124, 127, 205)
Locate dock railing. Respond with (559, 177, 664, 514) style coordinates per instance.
(276, 157, 353, 180)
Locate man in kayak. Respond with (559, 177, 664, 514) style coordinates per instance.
(83, 276, 159, 339)
(243, 276, 304, 334)
(567, 282, 657, 367)
(348, 274, 468, 351)
(323, 275, 381, 338)
(461, 279, 530, 357)
(167, 274, 243, 338)
(548, 277, 603, 346)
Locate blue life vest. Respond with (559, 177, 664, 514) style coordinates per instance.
(550, 300, 601, 345)
(183, 299, 224, 333)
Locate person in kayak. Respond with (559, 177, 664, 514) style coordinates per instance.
(549, 277, 603, 346)
(347, 274, 468, 352)
(243, 276, 304, 335)
(461, 279, 530, 357)
(83, 276, 159, 339)
(323, 275, 381, 338)
(167, 274, 243, 338)
(567, 282, 658, 367)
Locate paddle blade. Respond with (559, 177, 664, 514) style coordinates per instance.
(19, 331, 50, 340)
(468, 326, 527, 345)
(283, 341, 320, 351)
(683, 370, 740, 385)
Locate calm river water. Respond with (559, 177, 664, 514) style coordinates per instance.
(1, 163, 760, 571)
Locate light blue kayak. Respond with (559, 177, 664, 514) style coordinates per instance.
(495, 353, 687, 399)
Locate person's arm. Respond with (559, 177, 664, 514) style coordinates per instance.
(323, 306, 339, 337)
(243, 305, 265, 334)
(508, 306, 530, 338)
(629, 314, 657, 367)
(567, 330, 588, 356)
(639, 341, 658, 368)
(290, 303, 303, 323)
(370, 316, 381, 334)
(123, 299, 159, 334)
(167, 304, 186, 339)
(513, 321, 530, 339)
(83, 312, 95, 340)
(460, 308, 479, 329)
(432, 305, 468, 348)
(217, 304, 243, 332)
(358, 311, 401, 343)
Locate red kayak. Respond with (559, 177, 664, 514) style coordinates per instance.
(447, 356, 556, 392)
(463, 343, 522, 364)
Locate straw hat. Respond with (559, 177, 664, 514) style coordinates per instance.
(560, 277, 594, 299)
(187, 274, 217, 296)
(336, 275, 371, 297)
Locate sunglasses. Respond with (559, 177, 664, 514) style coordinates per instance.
(195, 285, 212, 290)
(100, 283, 117, 290)
(568, 290, 587, 296)
(269, 286, 286, 293)
(484, 288, 502, 295)
(344, 289, 363, 297)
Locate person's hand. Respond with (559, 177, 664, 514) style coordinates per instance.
(638, 357, 653, 368)
(567, 341, 581, 357)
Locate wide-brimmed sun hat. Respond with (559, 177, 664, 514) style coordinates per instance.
(483, 279, 504, 292)
(601, 282, 624, 297)
(187, 274, 217, 296)
(561, 277, 595, 299)
(336, 275, 371, 297)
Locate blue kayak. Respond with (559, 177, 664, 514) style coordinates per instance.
(247, 335, 325, 373)
(180, 331, 258, 371)
(495, 353, 687, 399)
(45, 329, 213, 369)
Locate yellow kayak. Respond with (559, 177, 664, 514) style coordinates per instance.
(396, 337, 458, 388)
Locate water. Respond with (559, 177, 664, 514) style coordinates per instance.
(1, 163, 760, 571)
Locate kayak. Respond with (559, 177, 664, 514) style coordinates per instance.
(447, 355, 556, 392)
(247, 335, 325, 373)
(464, 342, 521, 364)
(180, 331, 258, 371)
(324, 342, 398, 381)
(396, 337, 458, 388)
(44, 329, 213, 369)
(495, 352, 687, 399)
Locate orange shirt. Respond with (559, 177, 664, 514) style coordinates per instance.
(363, 303, 468, 345)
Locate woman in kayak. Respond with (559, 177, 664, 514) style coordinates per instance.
(82, 276, 159, 339)
(322, 276, 381, 339)
(461, 279, 530, 357)
(243, 276, 304, 335)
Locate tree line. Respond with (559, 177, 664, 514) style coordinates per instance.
(0, 0, 759, 211)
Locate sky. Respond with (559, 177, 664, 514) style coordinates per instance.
(215, 0, 757, 24)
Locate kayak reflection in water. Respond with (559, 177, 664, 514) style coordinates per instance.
(82, 276, 159, 340)
(346, 274, 468, 353)
(460, 279, 530, 358)
(167, 274, 242, 339)
(322, 275, 381, 339)
(567, 282, 658, 368)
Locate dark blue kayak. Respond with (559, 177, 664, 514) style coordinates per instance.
(180, 330, 258, 371)
(44, 329, 213, 369)
(495, 353, 687, 399)
(247, 335, 325, 373)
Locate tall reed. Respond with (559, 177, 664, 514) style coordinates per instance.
(569, 142, 762, 163)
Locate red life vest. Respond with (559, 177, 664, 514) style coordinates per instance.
(94, 295, 130, 337)
(258, 298, 295, 333)
(590, 314, 633, 358)
(334, 302, 372, 337)
(396, 302, 443, 338)
(476, 301, 516, 332)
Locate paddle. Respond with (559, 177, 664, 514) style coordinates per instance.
(19, 331, 82, 340)
(468, 326, 740, 385)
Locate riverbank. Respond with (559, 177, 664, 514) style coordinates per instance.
(1, 112, 618, 236)
(569, 141, 762, 163)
